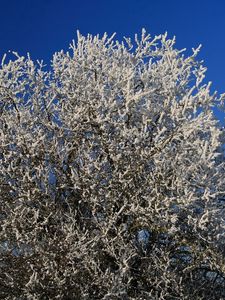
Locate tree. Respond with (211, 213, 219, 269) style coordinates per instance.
(0, 29, 225, 299)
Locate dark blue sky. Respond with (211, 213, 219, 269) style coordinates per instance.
(0, 0, 225, 120)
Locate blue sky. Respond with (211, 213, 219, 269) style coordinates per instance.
(0, 0, 225, 121)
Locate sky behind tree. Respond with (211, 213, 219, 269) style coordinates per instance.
(0, 0, 225, 121)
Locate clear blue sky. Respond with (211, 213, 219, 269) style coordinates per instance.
(0, 0, 225, 121)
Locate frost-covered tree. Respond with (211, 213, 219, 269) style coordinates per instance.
(0, 29, 225, 299)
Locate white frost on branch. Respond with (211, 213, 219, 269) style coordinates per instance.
(0, 29, 225, 299)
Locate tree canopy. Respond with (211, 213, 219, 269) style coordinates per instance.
(0, 29, 225, 299)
